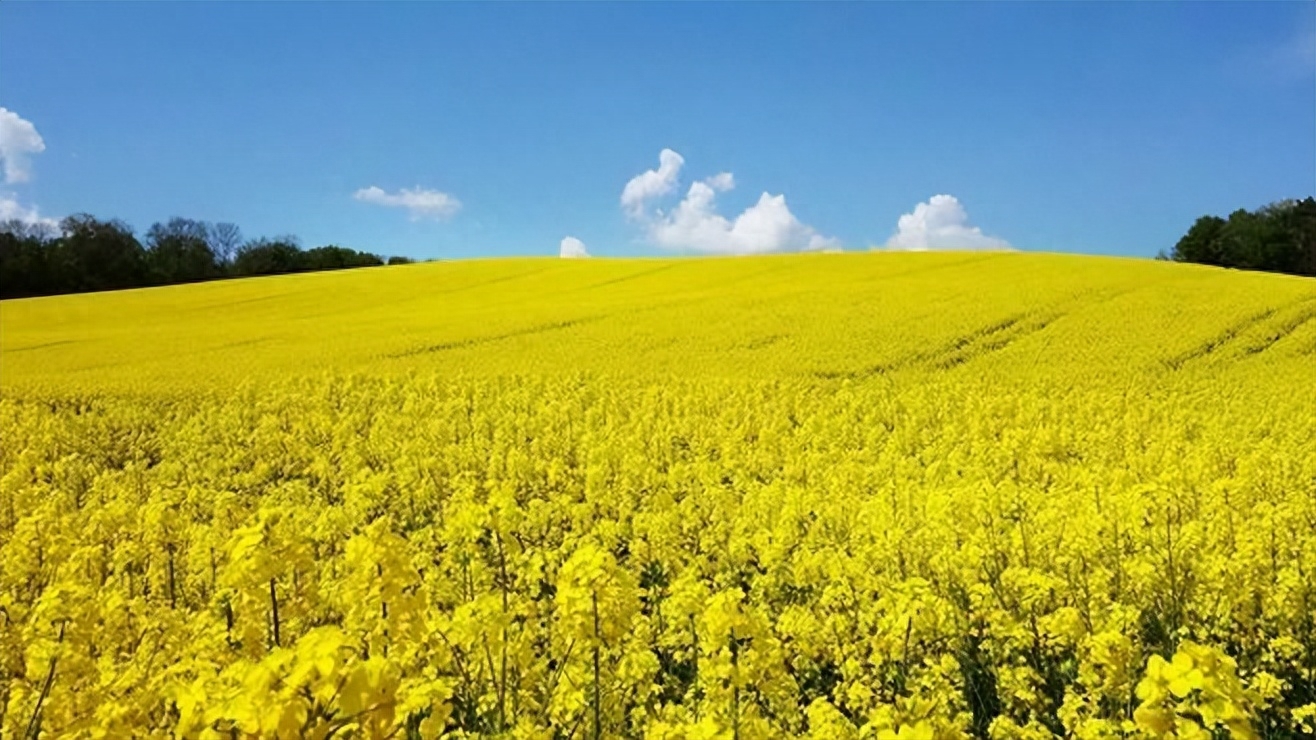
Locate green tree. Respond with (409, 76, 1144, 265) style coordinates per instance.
(232, 237, 305, 276)
(1169, 198, 1316, 277)
(56, 214, 149, 293)
(1171, 215, 1226, 266)
(302, 245, 384, 271)
(0, 220, 59, 298)
(1267, 197, 1316, 276)
(145, 218, 222, 284)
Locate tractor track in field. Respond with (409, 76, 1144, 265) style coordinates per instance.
(1237, 300, 1316, 357)
(576, 263, 682, 291)
(872, 253, 1007, 283)
(1163, 297, 1316, 369)
(216, 336, 277, 351)
(388, 315, 607, 358)
(1163, 308, 1278, 370)
(4, 339, 79, 353)
(932, 312, 1062, 369)
(742, 334, 787, 351)
(814, 309, 1063, 380)
(430, 265, 560, 297)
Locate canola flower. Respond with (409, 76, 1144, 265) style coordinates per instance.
(1, 253, 1315, 738)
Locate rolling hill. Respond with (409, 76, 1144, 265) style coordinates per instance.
(3, 251, 1314, 395)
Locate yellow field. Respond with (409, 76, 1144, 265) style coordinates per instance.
(1, 252, 1314, 738)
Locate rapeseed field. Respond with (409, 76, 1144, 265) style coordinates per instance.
(1, 252, 1314, 738)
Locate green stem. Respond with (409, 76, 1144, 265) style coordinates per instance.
(24, 621, 65, 740)
(269, 577, 281, 648)
(731, 637, 740, 740)
(593, 591, 601, 740)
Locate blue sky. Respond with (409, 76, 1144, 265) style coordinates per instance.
(1, 2, 1313, 260)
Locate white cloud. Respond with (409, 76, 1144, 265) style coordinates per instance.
(704, 172, 735, 192)
(0, 108, 47, 184)
(353, 185, 462, 220)
(0, 193, 60, 231)
(622, 149, 836, 255)
(883, 194, 1010, 251)
(621, 148, 684, 219)
(559, 236, 590, 258)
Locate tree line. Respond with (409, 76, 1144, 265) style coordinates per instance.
(0, 215, 414, 300)
(1163, 197, 1316, 277)
(6, 198, 1311, 300)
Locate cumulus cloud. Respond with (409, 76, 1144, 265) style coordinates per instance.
(883, 194, 1010, 251)
(0, 108, 47, 184)
(559, 236, 590, 258)
(0, 194, 60, 231)
(649, 185, 838, 254)
(621, 149, 836, 255)
(353, 185, 462, 220)
(621, 148, 684, 219)
(704, 172, 735, 192)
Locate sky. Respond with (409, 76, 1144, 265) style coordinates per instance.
(1, 2, 1313, 261)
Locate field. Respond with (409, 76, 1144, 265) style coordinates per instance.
(1, 252, 1315, 739)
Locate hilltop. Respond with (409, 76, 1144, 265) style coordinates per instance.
(2, 251, 1313, 395)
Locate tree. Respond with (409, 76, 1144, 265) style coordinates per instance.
(1171, 215, 1227, 266)
(232, 237, 305, 276)
(1295, 197, 1316, 276)
(302, 245, 385, 271)
(1225, 206, 1297, 273)
(208, 222, 243, 268)
(0, 219, 59, 242)
(56, 214, 149, 293)
(1169, 198, 1316, 277)
(0, 221, 59, 298)
(1266, 197, 1316, 276)
(145, 218, 222, 285)
(1, 212, 400, 299)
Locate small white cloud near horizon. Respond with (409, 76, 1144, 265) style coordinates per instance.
(883, 194, 1011, 251)
(0, 193, 60, 231)
(559, 236, 590, 258)
(621, 149, 837, 255)
(353, 185, 462, 220)
(0, 108, 47, 184)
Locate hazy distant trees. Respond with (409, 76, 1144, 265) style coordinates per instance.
(0, 215, 408, 299)
(1165, 197, 1316, 277)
